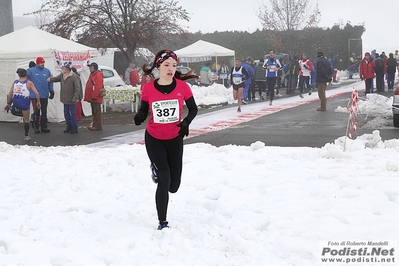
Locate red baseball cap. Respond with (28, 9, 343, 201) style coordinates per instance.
(36, 57, 45, 64)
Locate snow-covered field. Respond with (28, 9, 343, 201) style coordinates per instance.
(1, 77, 398, 266)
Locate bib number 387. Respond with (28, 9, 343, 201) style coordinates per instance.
(152, 99, 179, 124)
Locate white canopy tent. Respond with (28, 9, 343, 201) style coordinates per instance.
(0, 26, 98, 122)
(174, 40, 235, 66)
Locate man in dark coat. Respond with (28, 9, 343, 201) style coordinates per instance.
(374, 54, 385, 92)
(254, 59, 266, 100)
(315, 52, 332, 111)
(386, 53, 398, 91)
(287, 56, 299, 94)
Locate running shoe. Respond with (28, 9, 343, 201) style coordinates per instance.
(157, 221, 169, 230)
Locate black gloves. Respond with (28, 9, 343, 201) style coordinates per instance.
(134, 114, 144, 125)
(49, 91, 54, 99)
(177, 119, 189, 138)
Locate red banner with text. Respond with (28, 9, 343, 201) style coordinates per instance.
(53, 50, 92, 72)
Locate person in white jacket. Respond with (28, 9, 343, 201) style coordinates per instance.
(298, 53, 313, 98)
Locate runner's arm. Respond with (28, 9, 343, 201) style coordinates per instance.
(183, 96, 198, 124)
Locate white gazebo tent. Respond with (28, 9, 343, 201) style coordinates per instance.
(175, 40, 235, 86)
(174, 40, 235, 64)
(0, 26, 98, 122)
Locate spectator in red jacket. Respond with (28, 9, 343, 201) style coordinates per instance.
(84, 62, 104, 130)
(140, 73, 155, 90)
(380, 52, 388, 91)
(130, 67, 140, 86)
(359, 52, 376, 94)
(125, 61, 140, 86)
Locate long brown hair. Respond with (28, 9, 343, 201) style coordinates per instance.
(142, 49, 199, 81)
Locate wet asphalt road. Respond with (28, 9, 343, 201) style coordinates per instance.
(186, 91, 399, 148)
(1, 83, 398, 148)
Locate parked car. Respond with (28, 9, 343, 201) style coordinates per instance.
(99, 65, 125, 87)
(176, 65, 200, 85)
(393, 87, 399, 127)
(126, 65, 199, 85)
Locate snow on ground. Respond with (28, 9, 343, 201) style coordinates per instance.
(335, 91, 395, 129)
(1, 78, 398, 266)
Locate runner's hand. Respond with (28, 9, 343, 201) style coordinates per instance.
(134, 114, 143, 125)
(177, 119, 189, 138)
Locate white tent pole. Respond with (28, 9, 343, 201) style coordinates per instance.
(215, 56, 218, 84)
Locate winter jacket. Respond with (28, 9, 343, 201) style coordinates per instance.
(316, 57, 332, 83)
(382, 55, 388, 74)
(200, 66, 212, 85)
(348, 56, 357, 72)
(299, 59, 313, 76)
(241, 61, 255, 84)
(218, 65, 229, 76)
(84, 70, 104, 103)
(374, 58, 385, 75)
(49, 71, 80, 104)
(386, 57, 398, 74)
(140, 74, 154, 90)
(27, 65, 54, 99)
(359, 58, 376, 79)
(289, 59, 300, 76)
(125, 66, 139, 85)
(129, 69, 140, 86)
(74, 72, 83, 100)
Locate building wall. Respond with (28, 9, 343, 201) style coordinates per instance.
(0, 0, 14, 36)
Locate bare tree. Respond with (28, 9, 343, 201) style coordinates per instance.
(31, 9, 51, 29)
(29, 0, 190, 62)
(257, 0, 321, 31)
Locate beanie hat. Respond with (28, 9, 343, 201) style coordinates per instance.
(317, 51, 324, 57)
(88, 62, 99, 70)
(36, 57, 45, 64)
(29, 61, 36, 68)
(16, 68, 27, 77)
(63, 61, 72, 69)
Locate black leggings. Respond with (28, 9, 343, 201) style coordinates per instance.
(299, 76, 310, 94)
(365, 78, 373, 94)
(145, 131, 183, 222)
(267, 77, 277, 102)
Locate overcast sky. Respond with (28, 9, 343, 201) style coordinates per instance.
(12, 0, 399, 56)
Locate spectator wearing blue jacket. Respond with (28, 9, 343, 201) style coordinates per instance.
(310, 59, 317, 90)
(27, 57, 54, 133)
(241, 57, 255, 103)
(262, 50, 282, 106)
